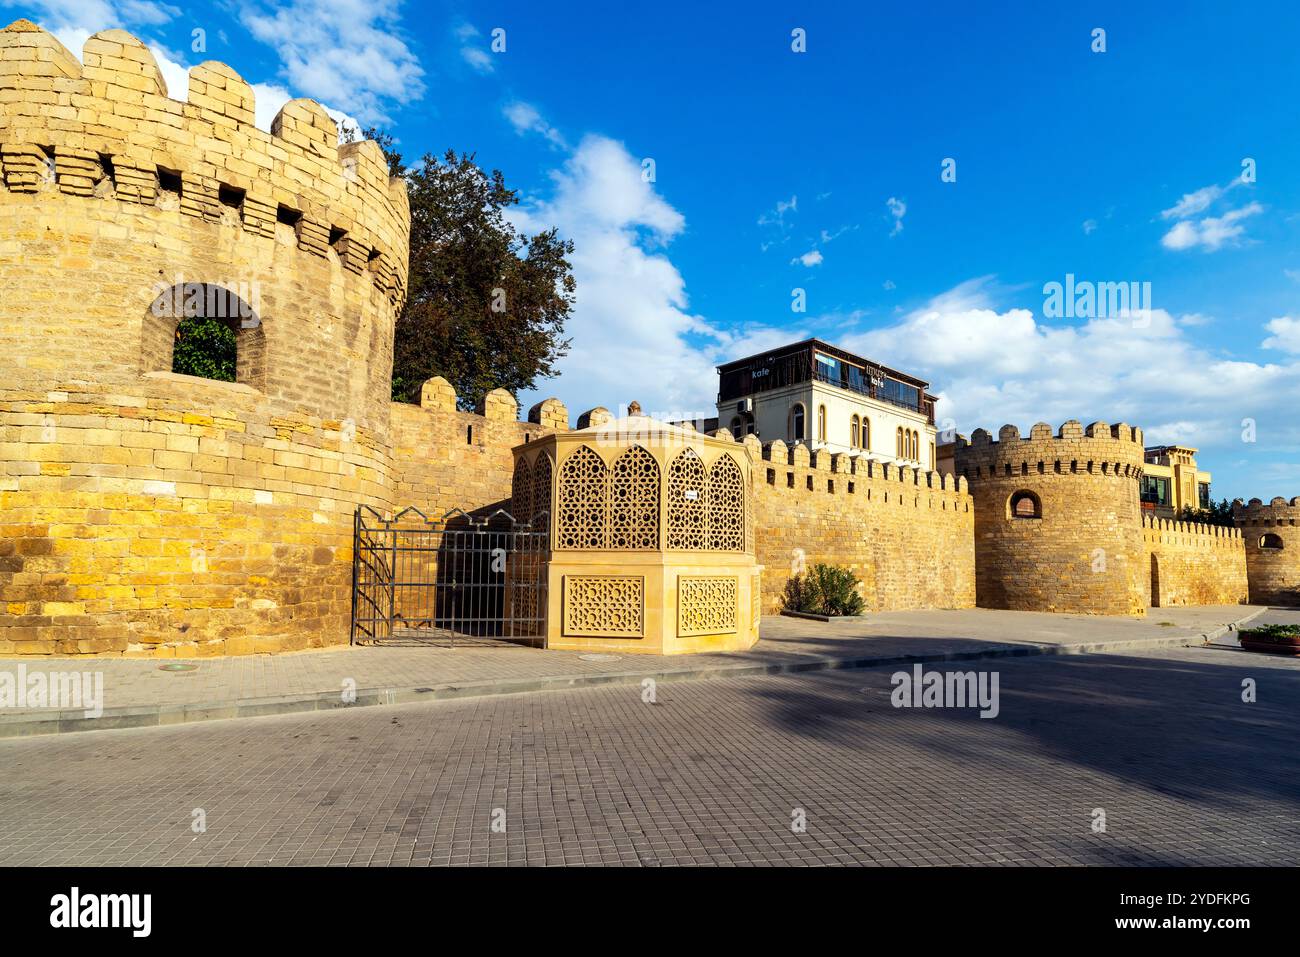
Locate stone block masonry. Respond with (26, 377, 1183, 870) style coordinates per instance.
(1234, 497, 1300, 606)
(751, 436, 975, 614)
(1142, 516, 1247, 608)
(954, 421, 1148, 616)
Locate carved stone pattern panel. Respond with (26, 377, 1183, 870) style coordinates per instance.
(667, 448, 708, 549)
(511, 457, 532, 523)
(608, 446, 659, 550)
(563, 575, 645, 637)
(531, 453, 552, 528)
(707, 454, 746, 551)
(556, 445, 607, 549)
(677, 576, 738, 636)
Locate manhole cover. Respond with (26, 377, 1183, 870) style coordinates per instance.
(578, 653, 621, 662)
(158, 663, 199, 673)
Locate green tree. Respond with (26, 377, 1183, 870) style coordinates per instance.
(172, 317, 236, 381)
(350, 128, 576, 409)
(1176, 497, 1237, 528)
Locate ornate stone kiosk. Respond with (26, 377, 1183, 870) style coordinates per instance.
(510, 409, 761, 654)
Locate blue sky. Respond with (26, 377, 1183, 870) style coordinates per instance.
(9, 0, 1300, 501)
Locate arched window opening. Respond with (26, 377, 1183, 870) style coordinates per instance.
(1009, 490, 1042, 520)
(817, 405, 827, 443)
(850, 415, 860, 449)
(862, 417, 870, 451)
(896, 426, 904, 458)
(143, 282, 266, 389)
(790, 404, 805, 442)
(730, 416, 744, 440)
(1261, 533, 1284, 550)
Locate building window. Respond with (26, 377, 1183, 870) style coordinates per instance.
(862, 417, 870, 451)
(1141, 475, 1170, 507)
(850, 415, 860, 449)
(1009, 490, 1042, 519)
(1198, 482, 1211, 509)
(790, 403, 805, 442)
(1261, 533, 1284, 550)
(729, 416, 744, 440)
(930, 441, 936, 470)
(896, 427, 904, 458)
(817, 404, 826, 443)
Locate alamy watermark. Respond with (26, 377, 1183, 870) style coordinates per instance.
(150, 275, 262, 328)
(891, 664, 1000, 718)
(0, 664, 104, 718)
(1043, 273, 1152, 325)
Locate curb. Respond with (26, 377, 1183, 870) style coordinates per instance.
(0, 609, 1268, 739)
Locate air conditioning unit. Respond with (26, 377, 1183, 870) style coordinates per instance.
(736, 398, 753, 414)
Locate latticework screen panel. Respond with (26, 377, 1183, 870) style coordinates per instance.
(666, 448, 708, 549)
(707, 454, 745, 551)
(531, 453, 552, 525)
(511, 457, 532, 523)
(556, 445, 608, 549)
(555, 444, 659, 550)
(677, 576, 738, 636)
(609, 446, 659, 549)
(563, 575, 645, 636)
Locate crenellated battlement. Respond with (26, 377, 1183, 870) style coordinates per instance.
(1233, 496, 1300, 526)
(757, 438, 969, 501)
(0, 20, 408, 307)
(953, 420, 1145, 481)
(1143, 514, 1243, 543)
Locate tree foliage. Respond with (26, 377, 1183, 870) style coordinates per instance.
(172, 317, 236, 381)
(354, 128, 575, 410)
(1175, 498, 1236, 528)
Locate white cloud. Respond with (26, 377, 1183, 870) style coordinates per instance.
(503, 101, 567, 149)
(512, 135, 788, 417)
(238, 0, 424, 124)
(1160, 184, 1224, 220)
(455, 22, 494, 74)
(1161, 202, 1262, 251)
(837, 277, 1300, 485)
(1263, 316, 1300, 354)
(886, 196, 906, 236)
(792, 249, 823, 267)
(1082, 219, 1097, 235)
(758, 195, 797, 227)
(883, 279, 896, 290)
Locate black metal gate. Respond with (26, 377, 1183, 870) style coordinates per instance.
(351, 506, 548, 646)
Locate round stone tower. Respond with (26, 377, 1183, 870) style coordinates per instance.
(952, 420, 1147, 615)
(0, 20, 409, 655)
(1233, 497, 1300, 606)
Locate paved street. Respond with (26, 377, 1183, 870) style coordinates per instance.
(1, 635, 1298, 866)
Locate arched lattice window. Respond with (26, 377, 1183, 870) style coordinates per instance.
(667, 448, 708, 549)
(608, 446, 659, 549)
(511, 457, 533, 522)
(707, 454, 746, 551)
(790, 404, 805, 442)
(556, 445, 608, 549)
(1261, 533, 1284, 550)
(531, 453, 552, 524)
(850, 415, 860, 449)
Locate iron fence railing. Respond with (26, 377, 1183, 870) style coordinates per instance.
(351, 506, 549, 647)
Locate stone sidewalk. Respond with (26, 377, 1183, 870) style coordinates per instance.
(0, 604, 1268, 737)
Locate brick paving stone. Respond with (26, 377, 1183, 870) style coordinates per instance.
(0, 642, 1297, 866)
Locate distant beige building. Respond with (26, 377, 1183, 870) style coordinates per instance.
(715, 339, 939, 469)
(1142, 445, 1212, 517)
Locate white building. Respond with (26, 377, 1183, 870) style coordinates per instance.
(715, 339, 939, 469)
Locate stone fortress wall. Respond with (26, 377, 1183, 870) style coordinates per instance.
(953, 421, 1151, 616)
(0, 20, 1284, 658)
(0, 21, 410, 657)
(1233, 497, 1300, 606)
(1142, 516, 1248, 608)
(750, 438, 974, 614)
